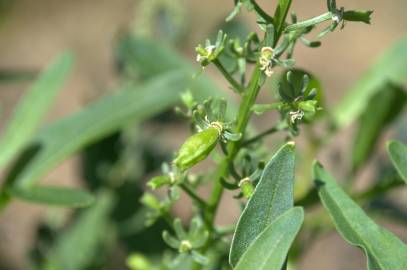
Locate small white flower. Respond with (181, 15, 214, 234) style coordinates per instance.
(289, 110, 305, 123)
(331, 11, 343, 23)
(206, 45, 216, 55)
(259, 47, 275, 77)
(196, 45, 216, 63)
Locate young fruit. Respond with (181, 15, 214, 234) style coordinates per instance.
(174, 122, 222, 171)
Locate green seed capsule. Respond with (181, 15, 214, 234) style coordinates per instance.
(239, 178, 254, 199)
(174, 123, 222, 171)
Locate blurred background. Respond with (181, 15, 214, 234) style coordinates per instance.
(0, 0, 406, 269)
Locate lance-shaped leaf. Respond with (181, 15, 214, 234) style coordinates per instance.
(352, 83, 407, 172)
(313, 162, 407, 270)
(10, 185, 94, 207)
(0, 52, 73, 168)
(235, 207, 304, 270)
(0, 69, 36, 83)
(6, 71, 192, 190)
(52, 192, 114, 270)
(387, 140, 407, 184)
(334, 37, 407, 128)
(229, 142, 296, 267)
(273, 0, 292, 41)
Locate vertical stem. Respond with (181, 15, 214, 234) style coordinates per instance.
(207, 64, 262, 226)
(213, 59, 244, 93)
(200, 6, 292, 268)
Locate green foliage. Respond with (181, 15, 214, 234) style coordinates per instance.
(8, 72, 190, 190)
(2, 1, 407, 270)
(50, 192, 115, 270)
(0, 53, 73, 169)
(313, 162, 407, 270)
(352, 84, 407, 171)
(334, 37, 407, 128)
(273, 0, 292, 40)
(229, 142, 295, 266)
(234, 207, 304, 270)
(387, 141, 407, 183)
(10, 185, 94, 207)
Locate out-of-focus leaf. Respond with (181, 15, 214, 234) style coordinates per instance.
(387, 140, 407, 183)
(10, 186, 94, 207)
(352, 84, 407, 171)
(117, 35, 232, 103)
(51, 191, 114, 270)
(313, 162, 407, 270)
(0, 70, 37, 83)
(0, 53, 73, 168)
(334, 37, 407, 128)
(235, 207, 304, 270)
(117, 35, 189, 79)
(229, 142, 295, 267)
(7, 71, 197, 190)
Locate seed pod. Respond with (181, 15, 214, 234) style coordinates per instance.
(174, 123, 222, 171)
(239, 178, 254, 199)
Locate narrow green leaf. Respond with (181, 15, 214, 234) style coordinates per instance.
(0, 69, 37, 83)
(7, 72, 192, 189)
(273, 0, 292, 41)
(229, 142, 296, 267)
(352, 84, 407, 171)
(117, 35, 236, 114)
(334, 37, 407, 128)
(313, 162, 407, 270)
(10, 186, 94, 207)
(117, 34, 232, 101)
(117, 35, 189, 79)
(387, 140, 407, 184)
(343, 10, 373, 24)
(52, 192, 114, 270)
(0, 52, 73, 168)
(235, 207, 304, 270)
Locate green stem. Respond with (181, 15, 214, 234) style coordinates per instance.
(213, 59, 244, 93)
(285, 12, 332, 32)
(207, 65, 262, 226)
(180, 183, 208, 209)
(198, 11, 290, 268)
(206, 4, 289, 228)
(250, 0, 273, 22)
(242, 123, 286, 147)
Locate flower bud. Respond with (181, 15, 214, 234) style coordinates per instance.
(179, 240, 192, 253)
(239, 177, 254, 199)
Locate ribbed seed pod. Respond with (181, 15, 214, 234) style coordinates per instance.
(174, 123, 222, 171)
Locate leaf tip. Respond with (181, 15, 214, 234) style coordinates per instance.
(292, 206, 305, 219)
(386, 140, 396, 151)
(312, 160, 323, 169)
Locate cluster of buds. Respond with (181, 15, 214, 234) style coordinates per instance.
(195, 30, 227, 67)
